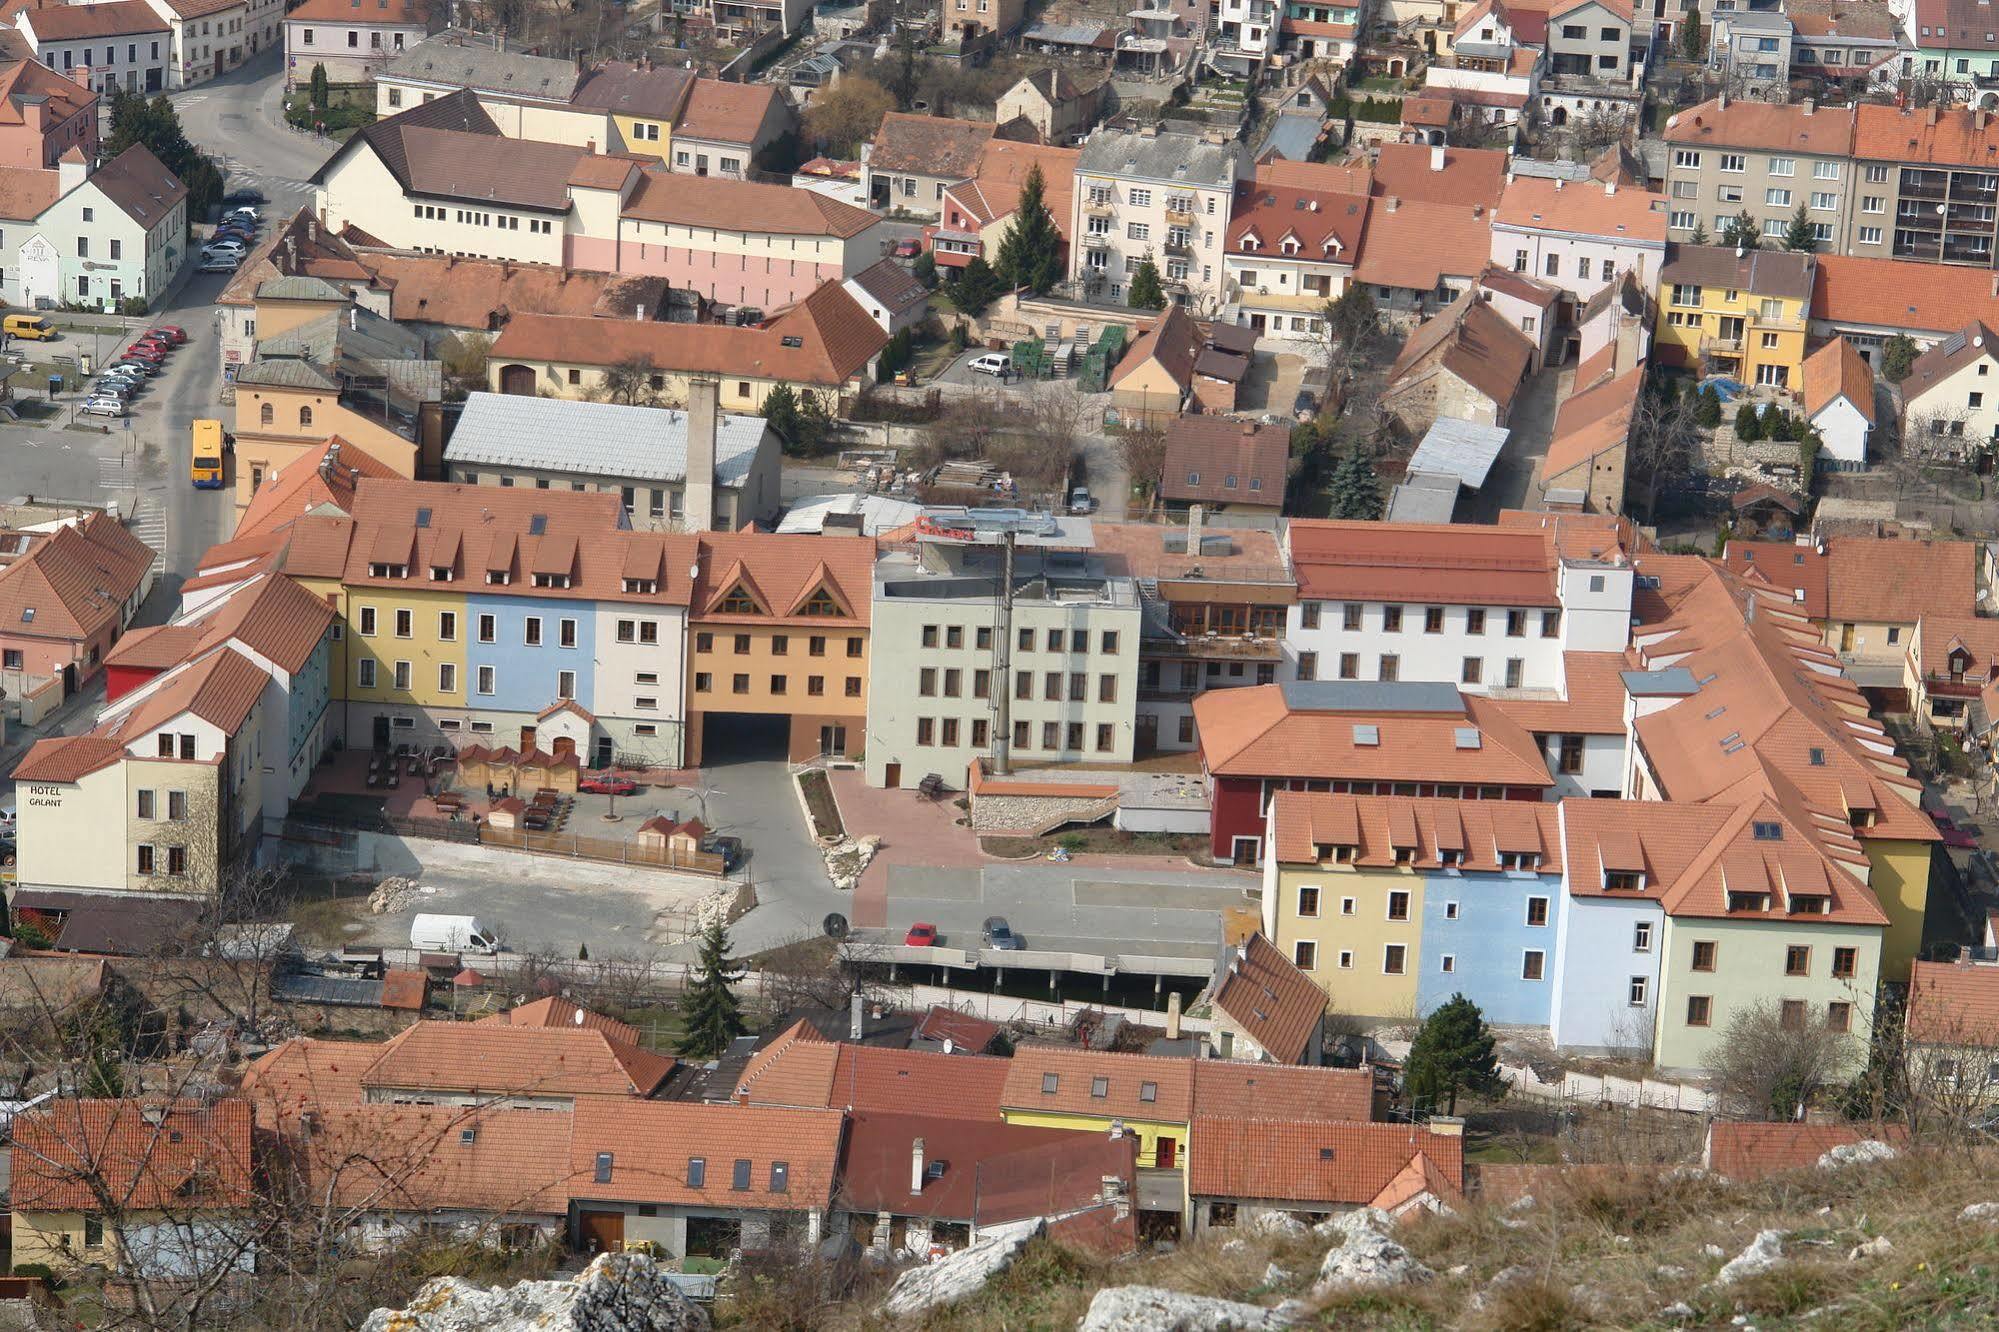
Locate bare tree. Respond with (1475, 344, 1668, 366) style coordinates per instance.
(1115, 427, 1168, 511)
(1625, 383, 1703, 519)
(595, 355, 663, 408)
(1706, 999, 1856, 1121)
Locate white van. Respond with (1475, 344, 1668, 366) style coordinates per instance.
(409, 913, 500, 954)
(969, 352, 1012, 377)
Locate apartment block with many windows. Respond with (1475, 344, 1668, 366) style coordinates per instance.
(1071, 127, 1246, 307)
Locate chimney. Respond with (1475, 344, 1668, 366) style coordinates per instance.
(1186, 502, 1204, 556)
(1981, 109, 1991, 133)
(1928, 105, 1940, 127)
(56, 151, 86, 197)
(1385, 195, 1401, 213)
(348, 306, 357, 332)
(1801, 99, 1816, 116)
(910, 1137, 926, 1195)
(849, 989, 864, 1041)
(1429, 142, 1445, 172)
(1719, 89, 1728, 111)
(686, 379, 719, 533)
(634, 304, 647, 322)
(1426, 1115, 1465, 1138)
(1604, 180, 1617, 196)
(1165, 990, 1183, 1040)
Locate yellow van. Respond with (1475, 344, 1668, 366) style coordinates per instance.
(3, 313, 55, 341)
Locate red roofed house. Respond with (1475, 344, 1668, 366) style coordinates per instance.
(1905, 956, 1999, 1108)
(1801, 336, 1876, 471)
(0, 55, 97, 168)
(1203, 932, 1329, 1064)
(1159, 417, 1289, 516)
(1382, 286, 1536, 435)
(1191, 680, 1556, 864)
(1222, 169, 1369, 342)
(1189, 1118, 1464, 1231)
(11, 1098, 256, 1277)
(0, 510, 156, 697)
(1702, 1120, 1907, 1181)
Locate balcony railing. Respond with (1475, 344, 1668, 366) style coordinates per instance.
(1165, 206, 1197, 224)
(1163, 238, 1193, 256)
(1086, 199, 1115, 217)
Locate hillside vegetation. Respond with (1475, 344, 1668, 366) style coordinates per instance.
(735, 1145, 1999, 1330)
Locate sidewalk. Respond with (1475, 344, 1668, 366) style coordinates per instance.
(0, 673, 106, 780)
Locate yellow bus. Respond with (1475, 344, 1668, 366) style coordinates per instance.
(191, 419, 224, 489)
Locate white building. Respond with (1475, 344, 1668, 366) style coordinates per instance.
(1071, 126, 1246, 307)
(284, 0, 438, 89)
(1802, 336, 1876, 472)
(16, 2, 172, 95)
(1490, 174, 1669, 307)
(1900, 321, 1999, 454)
(145, 0, 253, 88)
(16, 146, 188, 314)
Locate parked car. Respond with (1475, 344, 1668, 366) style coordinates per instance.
(982, 916, 1023, 950)
(79, 394, 124, 417)
(891, 238, 921, 258)
(98, 365, 145, 386)
(202, 240, 245, 257)
(107, 358, 157, 377)
(702, 834, 744, 871)
(88, 377, 135, 399)
(1931, 809, 1979, 849)
(222, 187, 266, 206)
(577, 774, 639, 796)
(148, 325, 188, 345)
(968, 352, 1012, 377)
(1068, 487, 1096, 514)
(123, 346, 165, 365)
(225, 204, 260, 222)
(0, 801, 17, 833)
(904, 922, 940, 947)
(198, 254, 240, 273)
(129, 338, 171, 357)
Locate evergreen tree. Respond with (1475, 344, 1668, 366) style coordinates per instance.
(676, 923, 746, 1059)
(309, 63, 329, 112)
(1327, 444, 1383, 520)
(1404, 995, 1503, 1115)
(1720, 210, 1761, 250)
(761, 382, 802, 446)
(1679, 6, 1703, 63)
(1783, 203, 1819, 253)
(1688, 221, 1710, 246)
(1735, 399, 1764, 440)
(105, 90, 221, 227)
(993, 164, 1064, 295)
(1127, 258, 1168, 310)
(1765, 406, 1797, 442)
(951, 256, 1002, 314)
(1881, 333, 1920, 382)
(1696, 384, 1723, 427)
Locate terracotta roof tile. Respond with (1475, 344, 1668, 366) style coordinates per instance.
(1802, 337, 1877, 425)
(1906, 959, 1999, 1045)
(670, 78, 784, 146)
(1811, 254, 1999, 337)
(1495, 176, 1667, 243)
(1286, 518, 1560, 604)
(474, 997, 645, 1046)
(12, 1099, 253, 1212)
(1484, 650, 1631, 735)
(826, 1045, 1011, 1117)
(1853, 101, 1999, 167)
(1001, 1046, 1195, 1122)
(869, 112, 995, 178)
(1189, 1118, 1463, 1206)
(1190, 1058, 1373, 1121)
(1108, 304, 1203, 392)
(0, 511, 152, 642)
(20, 0, 166, 38)
(836, 1111, 1131, 1221)
(1161, 417, 1290, 505)
(1253, 159, 1372, 194)
(1663, 97, 1857, 156)
(286, 0, 434, 22)
(1353, 197, 1495, 291)
(1542, 363, 1641, 480)
(0, 164, 59, 221)
(1915, 613, 1999, 681)
(240, 1037, 380, 1116)
(1227, 179, 1368, 260)
(1269, 791, 1564, 869)
(360, 1022, 674, 1099)
(569, 1099, 844, 1209)
(100, 645, 269, 744)
(1825, 537, 1976, 624)
(1705, 1120, 1906, 1180)
(733, 1019, 841, 1107)
(287, 1103, 576, 1215)
(1387, 288, 1535, 411)
(107, 572, 333, 677)
(234, 436, 400, 541)
(623, 170, 876, 237)
(9, 734, 127, 783)
(1206, 935, 1330, 1065)
(1722, 539, 1829, 620)
(1370, 143, 1507, 208)
(692, 530, 873, 628)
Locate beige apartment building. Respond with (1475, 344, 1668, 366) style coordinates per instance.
(1071, 127, 1246, 307)
(1663, 97, 1999, 269)
(864, 529, 1141, 790)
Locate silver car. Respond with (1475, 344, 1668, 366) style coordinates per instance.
(79, 395, 124, 418)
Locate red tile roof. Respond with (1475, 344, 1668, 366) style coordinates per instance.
(360, 1022, 674, 1099)
(1269, 791, 1564, 870)
(106, 572, 333, 678)
(1190, 1059, 1375, 1122)
(1723, 539, 1829, 619)
(1352, 196, 1495, 291)
(1189, 1118, 1463, 1207)
(1286, 518, 1561, 605)
(474, 996, 643, 1047)
(233, 436, 401, 542)
(733, 1018, 840, 1107)
(1001, 1046, 1196, 1122)
(1495, 176, 1667, 244)
(670, 77, 785, 146)
(622, 170, 878, 237)
(692, 530, 874, 628)
(98, 645, 270, 745)
(1810, 254, 1999, 338)
(19, 0, 166, 39)
(1541, 363, 1642, 481)
(1161, 417, 1290, 506)
(1370, 143, 1507, 209)
(835, 1111, 1132, 1221)
(1704, 1120, 1906, 1180)
(10, 733, 128, 784)
(1195, 684, 1555, 787)
(1825, 537, 1976, 624)
(0, 511, 153, 643)
(1802, 336, 1877, 425)
(1906, 959, 1999, 1045)
(12, 1099, 253, 1213)
(1853, 101, 1999, 168)
(911, 1005, 1004, 1052)
(868, 112, 995, 178)
(240, 1037, 381, 1118)
(827, 1044, 1012, 1118)
(1663, 97, 1856, 156)
(287, 1102, 577, 1215)
(1483, 650, 1631, 736)
(1386, 287, 1535, 412)
(1207, 934, 1329, 1065)
(569, 1099, 844, 1210)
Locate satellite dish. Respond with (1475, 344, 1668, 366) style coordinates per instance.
(823, 913, 850, 940)
(689, 563, 702, 579)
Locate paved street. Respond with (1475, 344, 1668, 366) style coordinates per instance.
(169, 47, 328, 218)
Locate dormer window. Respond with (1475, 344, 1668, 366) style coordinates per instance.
(1603, 869, 1644, 892)
(428, 565, 452, 582)
(367, 562, 408, 579)
(532, 572, 572, 589)
(486, 570, 511, 586)
(623, 578, 658, 595)
(1393, 845, 1416, 865)
(1726, 891, 1770, 912)
(1752, 821, 1783, 841)
(1787, 894, 1830, 915)
(1848, 808, 1876, 830)
(1319, 843, 1355, 864)
(1438, 848, 1464, 868)
(1499, 851, 1539, 871)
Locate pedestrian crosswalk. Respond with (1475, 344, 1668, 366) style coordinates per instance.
(131, 495, 167, 576)
(96, 454, 132, 493)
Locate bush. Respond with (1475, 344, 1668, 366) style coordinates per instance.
(10, 1262, 61, 1290)
(1734, 400, 1764, 441)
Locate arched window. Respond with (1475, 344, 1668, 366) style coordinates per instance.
(259, 402, 273, 426)
(299, 405, 313, 428)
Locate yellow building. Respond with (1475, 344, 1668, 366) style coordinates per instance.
(10, 1099, 254, 1277)
(1655, 244, 1815, 390)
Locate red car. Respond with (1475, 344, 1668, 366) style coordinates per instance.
(578, 774, 639, 796)
(124, 341, 165, 358)
(892, 238, 922, 258)
(903, 922, 939, 947)
(1930, 809, 1979, 849)
(147, 325, 187, 345)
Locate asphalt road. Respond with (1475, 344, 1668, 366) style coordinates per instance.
(169, 47, 328, 218)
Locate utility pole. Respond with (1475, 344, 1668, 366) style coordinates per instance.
(991, 529, 1016, 776)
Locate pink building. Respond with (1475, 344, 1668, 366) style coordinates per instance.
(0, 58, 98, 170)
(614, 171, 887, 312)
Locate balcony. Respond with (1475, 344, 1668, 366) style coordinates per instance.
(1239, 288, 1329, 311)
(1901, 178, 1949, 202)
(1163, 238, 1193, 257)
(1165, 205, 1197, 225)
(1178, 633, 1283, 661)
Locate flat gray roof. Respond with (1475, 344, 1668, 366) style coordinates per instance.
(445, 391, 768, 487)
(1278, 681, 1465, 713)
(1406, 417, 1510, 490)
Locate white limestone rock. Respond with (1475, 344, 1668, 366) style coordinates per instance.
(1247, 1211, 1308, 1238)
(1312, 1207, 1391, 1240)
(1716, 1230, 1787, 1286)
(1817, 1140, 1897, 1170)
(1849, 1236, 1893, 1260)
(1312, 1220, 1434, 1295)
(359, 1252, 709, 1332)
(1961, 1202, 1999, 1223)
(882, 1224, 1039, 1317)
(1077, 1285, 1295, 1331)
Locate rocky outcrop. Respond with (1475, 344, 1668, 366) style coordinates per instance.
(881, 1223, 1040, 1317)
(359, 1253, 709, 1332)
(1077, 1286, 1294, 1331)
(1818, 1140, 1897, 1170)
(1246, 1210, 1308, 1238)
(824, 836, 882, 891)
(1715, 1229, 1787, 1285)
(1962, 1202, 1999, 1223)
(1311, 1215, 1433, 1295)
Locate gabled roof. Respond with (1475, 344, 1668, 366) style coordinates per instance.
(1802, 336, 1876, 425)
(233, 436, 401, 542)
(472, 996, 642, 1047)
(1901, 321, 1999, 399)
(569, 1099, 844, 1210)
(1386, 288, 1535, 413)
(98, 644, 269, 745)
(669, 77, 784, 146)
(732, 1019, 840, 1107)
(622, 169, 877, 237)
(1663, 97, 1857, 156)
(942, 139, 1077, 240)
(284, 1102, 577, 1216)
(1705, 1120, 1906, 1180)
(691, 531, 873, 627)
(1825, 537, 1976, 624)
(826, 1044, 1012, 1118)
(848, 256, 929, 315)
(870, 112, 995, 178)
(1906, 959, 1999, 1046)
(445, 391, 771, 487)
(0, 162, 59, 222)
(1189, 1119, 1463, 1208)
(1722, 538, 1829, 619)
(1001, 1046, 1196, 1122)
(837, 1112, 1135, 1223)
(0, 510, 152, 642)
(382, 29, 582, 102)
(1269, 790, 1565, 869)
(20, 0, 167, 40)
(12, 1099, 253, 1213)
(1495, 175, 1667, 244)
(1352, 197, 1495, 291)
(285, 0, 434, 22)
(105, 571, 332, 677)
(313, 88, 502, 193)
(566, 59, 693, 119)
(360, 1022, 674, 1099)
(1811, 253, 1999, 337)
(1108, 303, 1202, 392)
(1194, 683, 1554, 787)
(1207, 934, 1327, 1064)
(1190, 1058, 1374, 1122)
(1286, 518, 1562, 605)
(1853, 99, 1999, 166)
(9, 733, 128, 784)
(1542, 363, 1642, 481)
(1660, 244, 1815, 302)
(1227, 178, 1369, 260)
(1160, 416, 1290, 505)
(1915, 613, 1999, 682)
(1371, 143, 1507, 209)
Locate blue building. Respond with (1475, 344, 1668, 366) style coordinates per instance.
(1414, 864, 1564, 1027)
(464, 591, 598, 719)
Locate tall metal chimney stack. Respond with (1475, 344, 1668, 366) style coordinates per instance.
(685, 379, 719, 532)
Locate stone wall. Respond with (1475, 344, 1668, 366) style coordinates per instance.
(970, 791, 1117, 833)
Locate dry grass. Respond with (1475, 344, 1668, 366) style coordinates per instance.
(808, 1144, 1999, 1330)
